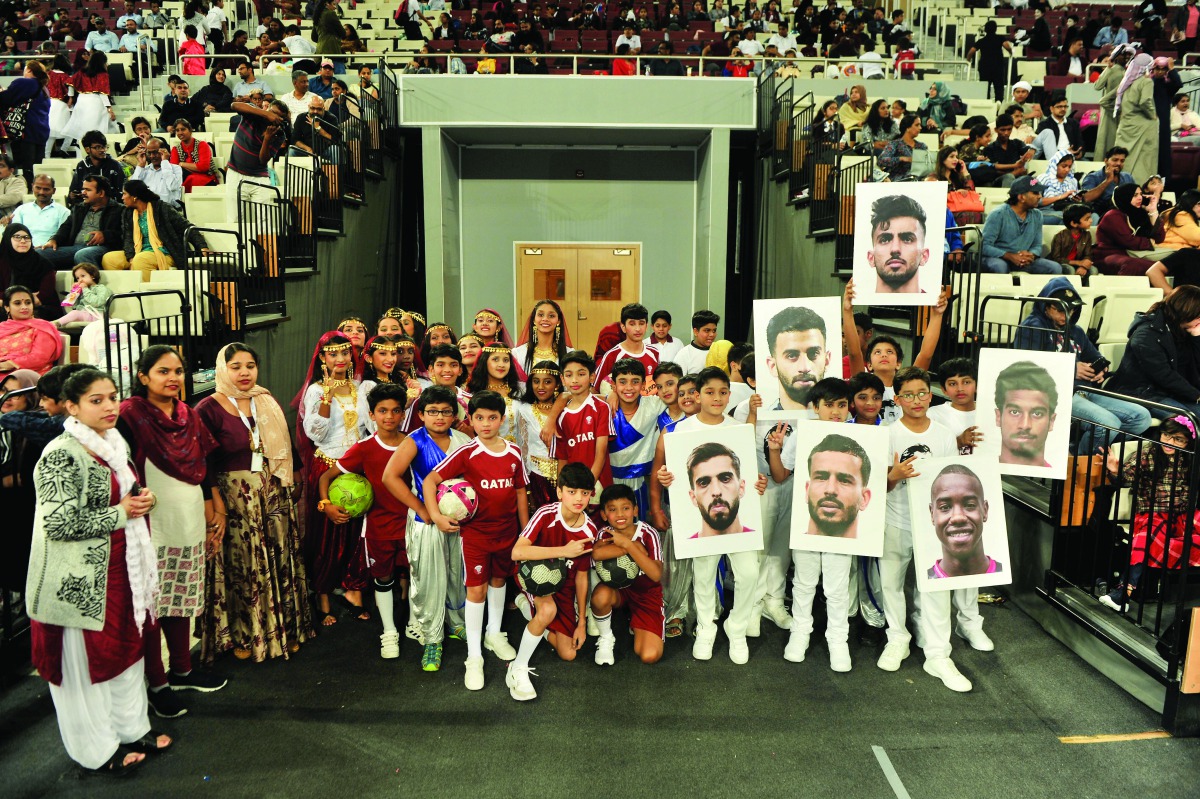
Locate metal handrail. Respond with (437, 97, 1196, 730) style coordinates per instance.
(255, 52, 388, 72)
(390, 50, 805, 76)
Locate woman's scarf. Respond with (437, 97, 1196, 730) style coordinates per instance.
(1114, 53, 1153, 118)
(215, 344, 294, 486)
(921, 82, 954, 129)
(1112, 183, 1153, 236)
(0, 223, 51, 291)
(131, 203, 171, 273)
(119, 395, 217, 485)
(0, 315, 64, 371)
(62, 415, 158, 634)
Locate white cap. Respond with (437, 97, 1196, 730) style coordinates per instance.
(1012, 81, 1032, 92)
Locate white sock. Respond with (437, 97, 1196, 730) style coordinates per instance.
(465, 600, 485, 660)
(376, 589, 396, 634)
(595, 612, 613, 638)
(486, 585, 506, 635)
(514, 628, 542, 669)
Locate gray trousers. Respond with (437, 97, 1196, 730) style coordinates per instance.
(405, 511, 466, 643)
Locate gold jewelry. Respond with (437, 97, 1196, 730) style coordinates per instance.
(317, 499, 331, 512)
(322, 341, 353, 355)
(475, 311, 501, 323)
(408, 311, 426, 326)
(428, 323, 452, 335)
(531, 366, 560, 377)
(533, 346, 556, 362)
(482, 344, 510, 355)
(381, 307, 405, 320)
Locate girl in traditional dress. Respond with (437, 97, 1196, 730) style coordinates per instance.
(118, 346, 226, 719)
(359, 334, 398, 434)
(196, 343, 313, 663)
(463, 343, 522, 443)
(296, 332, 369, 626)
(470, 307, 514, 348)
(512, 299, 572, 380)
(28, 368, 172, 775)
(399, 309, 426, 343)
(44, 54, 73, 158)
(514, 360, 563, 510)
(419, 322, 457, 372)
(0, 285, 63, 378)
(456, 333, 484, 383)
(376, 307, 404, 337)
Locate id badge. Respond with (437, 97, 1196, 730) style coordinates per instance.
(251, 451, 264, 473)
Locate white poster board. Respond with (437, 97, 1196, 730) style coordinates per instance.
(752, 296, 843, 422)
(851, 180, 947, 306)
(975, 348, 1076, 479)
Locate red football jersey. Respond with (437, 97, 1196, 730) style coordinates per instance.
(433, 438, 529, 539)
(598, 520, 662, 591)
(336, 436, 407, 541)
(554, 395, 615, 486)
(594, 343, 661, 387)
(520, 502, 597, 576)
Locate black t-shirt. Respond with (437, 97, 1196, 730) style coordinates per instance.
(983, 139, 1028, 165)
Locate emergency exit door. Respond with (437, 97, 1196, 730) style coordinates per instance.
(515, 244, 642, 351)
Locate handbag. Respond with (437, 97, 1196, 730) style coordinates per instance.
(1, 97, 31, 140)
(947, 189, 985, 214)
(909, 147, 937, 179)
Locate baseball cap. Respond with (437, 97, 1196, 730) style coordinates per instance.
(320, 58, 334, 68)
(1048, 286, 1083, 309)
(1009, 175, 1046, 197)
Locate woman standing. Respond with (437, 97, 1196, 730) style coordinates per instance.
(0, 60, 50, 190)
(965, 20, 1011, 102)
(44, 54, 73, 158)
(196, 343, 313, 663)
(0, 369, 41, 597)
(118, 346, 226, 718)
(0, 285, 62, 377)
(297, 332, 369, 626)
(62, 51, 114, 147)
(169, 119, 218, 192)
(27, 368, 171, 775)
(512, 299, 572, 377)
(314, 0, 345, 59)
(0, 223, 58, 314)
(1113, 53, 1159, 184)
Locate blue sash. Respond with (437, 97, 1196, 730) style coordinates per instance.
(410, 427, 451, 524)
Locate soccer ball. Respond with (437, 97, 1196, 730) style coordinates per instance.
(328, 473, 374, 518)
(594, 554, 640, 590)
(518, 558, 568, 597)
(436, 479, 478, 522)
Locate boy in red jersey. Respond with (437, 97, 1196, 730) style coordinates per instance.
(507, 462, 597, 701)
(423, 390, 530, 692)
(555, 350, 614, 490)
(318, 383, 410, 660)
(594, 303, 660, 388)
(590, 483, 664, 667)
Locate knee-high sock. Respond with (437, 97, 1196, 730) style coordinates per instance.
(595, 612, 613, 638)
(514, 628, 541, 669)
(465, 600, 485, 660)
(375, 581, 397, 634)
(485, 585, 506, 635)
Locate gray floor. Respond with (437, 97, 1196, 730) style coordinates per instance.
(2, 595, 1199, 799)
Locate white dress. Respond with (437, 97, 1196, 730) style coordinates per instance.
(61, 93, 114, 141)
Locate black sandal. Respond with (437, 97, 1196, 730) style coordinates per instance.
(334, 595, 372, 621)
(127, 731, 175, 755)
(85, 746, 145, 778)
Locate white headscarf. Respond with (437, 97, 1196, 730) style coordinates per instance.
(63, 416, 159, 633)
(1113, 53, 1153, 119)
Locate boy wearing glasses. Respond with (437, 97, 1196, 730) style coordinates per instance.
(881, 367, 971, 692)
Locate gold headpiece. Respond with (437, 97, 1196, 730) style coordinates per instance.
(459, 333, 485, 345)
(406, 311, 426, 326)
(338, 316, 366, 329)
(367, 340, 399, 353)
(381, 307, 405, 320)
(531, 367, 561, 377)
(322, 341, 354, 354)
(397, 340, 416, 350)
(474, 311, 502, 323)
(428, 323, 452, 334)
(481, 344, 511, 354)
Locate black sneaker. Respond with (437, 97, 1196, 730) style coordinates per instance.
(857, 622, 885, 648)
(147, 687, 188, 718)
(168, 670, 229, 692)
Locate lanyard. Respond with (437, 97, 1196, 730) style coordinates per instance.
(235, 398, 265, 472)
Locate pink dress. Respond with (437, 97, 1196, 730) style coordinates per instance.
(180, 39, 207, 75)
(0, 318, 64, 378)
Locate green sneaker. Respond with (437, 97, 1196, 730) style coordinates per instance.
(421, 642, 443, 672)
(448, 625, 465, 641)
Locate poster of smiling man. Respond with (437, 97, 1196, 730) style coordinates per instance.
(908, 457, 1013, 593)
(975, 349, 1076, 479)
(664, 424, 765, 559)
(851, 181, 947, 306)
(752, 297, 842, 422)
(787, 421, 889, 557)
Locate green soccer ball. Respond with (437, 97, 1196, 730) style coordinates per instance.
(329, 473, 374, 518)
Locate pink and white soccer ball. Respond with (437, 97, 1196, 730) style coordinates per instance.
(436, 478, 478, 522)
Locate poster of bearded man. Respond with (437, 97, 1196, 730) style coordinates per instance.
(752, 296, 842, 422)
(851, 181, 947, 306)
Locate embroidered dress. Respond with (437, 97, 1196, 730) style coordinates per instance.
(514, 400, 558, 509)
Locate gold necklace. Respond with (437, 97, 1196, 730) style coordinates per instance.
(333, 383, 359, 440)
(533, 344, 556, 361)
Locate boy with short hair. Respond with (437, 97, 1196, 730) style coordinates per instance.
(651, 310, 684, 362)
(673, 310, 720, 375)
(727, 343, 755, 407)
(808, 377, 853, 423)
(591, 483, 665, 666)
(319, 383, 411, 660)
(424, 390, 531, 692)
(608, 358, 666, 517)
(594, 303, 659, 387)
(507, 462, 597, 701)
(654, 366, 768, 664)
(672, 373, 700, 423)
(0, 363, 90, 444)
(649, 364, 693, 637)
(382, 385, 473, 671)
(554, 351, 614, 490)
(652, 362, 686, 432)
(402, 344, 463, 433)
(881, 367, 970, 692)
(1048, 203, 1096, 278)
(848, 372, 886, 426)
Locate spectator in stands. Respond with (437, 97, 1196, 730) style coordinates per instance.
(62, 51, 114, 148)
(886, 9, 910, 46)
(225, 99, 289, 211)
(1036, 149, 1084, 225)
(965, 20, 1012, 102)
(130, 139, 183, 212)
(310, 59, 337, 99)
(158, 79, 206, 133)
(1080, 146, 1136, 217)
(7, 176, 69, 247)
(0, 284, 62, 373)
(283, 70, 319, 120)
(314, 0, 346, 60)
(867, 6, 887, 40)
(67, 132, 124, 204)
(432, 13, 458, 42)
(251, 31, 283, 64)
(1030, 93, 1082, 161)
(513, 18, 544, 52)
(144, 2, 170, 30)
(207, 0, 229, 49)
(117, 1, 143, 29)
(355, 65, 380, 101)
(220, 29, 251, 69)
(981, 175, 1064, 274)
(1093, 183, 1164, 275)
(1093, 44, 1136, 160)
(1158, 191, 1200, 251)
(180, 24, 208, 76)
(49, 12, 83, 44)
(768, 21, 798, 56)
(649, 41, 685, 76)
(169, 119, 218, 192)
(0, 224, 58, 316)
(397, 0, 425, 41)
(877, 114, 925, 182)
(982, 114, 1034, 187)
(1003, 104, 1036, 145)
(118, 117, 168, 171)
(855, 39, 884, 80)
(1135, 0, 1167, 44)
(1048, 203, 1098, 277)
(43, 175, 122, 269)
(1150, 58, 1182, 178)
(1114, 53, 1158, 183)
(232, 62, 269, 101)
(194, 66, 233, 115)
(83, 16, 120, 54)
(0, 35, 20, 76)
(118, 18, 153, 75)
(838, 85, 868, 133)
(919, 82, 956, 134)
(0, 155, 25, 220)
(181, 0, 210, 48)
(1175, 0, 1200, 61)
(1028, 8, 1052, 52)
(813, 99, 843, 144)
(845, 99, 896, 152)
(1093, 15, 1129, 49)
(1108, 286, 1200, 417)
(0, 61, 50, 190)
(616, 23, 642, 55)
(102, 180, 208, 281)
(1171, 94, 1200, 143)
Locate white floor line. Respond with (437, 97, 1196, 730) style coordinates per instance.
(872, 745, 913, 799)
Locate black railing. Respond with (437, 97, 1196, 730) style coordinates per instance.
(377, 58, 399, 144)
(787, 92, 815, 202)
(831, 152, 877, 273)
(770, 77, 793, 180)
(237, 180, 316, 275)
(756, 67, 776, 152)
(285, 126, 345, 235)
(811, 147, 866, 238)
(191, 225, 286, 337)
(102, 289, 192, 398)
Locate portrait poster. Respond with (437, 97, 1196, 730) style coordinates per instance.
(908, 456, 1012, 593)
(788, 420, 889, 557)
(975, 348, 1075, 479)
(752, 296, 843, 422)
(851, 180, 947, 306)
(664, 423, 764, 559)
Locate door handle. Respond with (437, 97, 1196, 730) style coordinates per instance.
(578, 311, 588, 320)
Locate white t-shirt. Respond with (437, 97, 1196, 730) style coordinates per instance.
(728, 381, 754, 409)
(615, 34, 642, 51)
(885, 419, 956, 531)
(205, 6, 228, 31)
(282, 90, 319, 122)
(284, 35, 317, 56)
(653, 337, 685, 363)
(880, 383, 901, 425)
(674, 413, 743, 433)
(925, 404, 977, 456)
(767, 33, 799, 54)
(738, 39, 766, 56)
(858, 51, 884, 78)
(673, 344, 711, 376)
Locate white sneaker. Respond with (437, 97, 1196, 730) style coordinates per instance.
(404, 620, 424, 644)
(595, 633, 616, 666)
(828, 642, 852, 673)
(923, 657, 972, 692)
(728, 635, 750, 665)
(747, 605, 762, 638)
(514, 594, 532, 622)
(762, 602, 794, 631)
(693, 631, 716, 661)
(955, 624, 995, 652)
(783, 632, 809, 663)
(379, 631, 400, 659)
(586, 608, 599, 637)
(876, 642, 910, 672)
(1098, 594, 1125, 613)
(484, 632, 516, 661)
(464, 656, 485, 691)
(505, 663, 537, 701)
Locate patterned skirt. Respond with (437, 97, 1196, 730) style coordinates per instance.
(200, 470, 315, 665)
